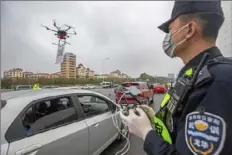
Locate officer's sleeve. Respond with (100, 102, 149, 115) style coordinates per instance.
(143, 81, 232, 155)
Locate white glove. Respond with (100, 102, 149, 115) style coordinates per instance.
(139, 105, 156, 122)
(120, 108, 153, 140)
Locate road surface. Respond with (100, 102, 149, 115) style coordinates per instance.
(92, 88, 164, 155)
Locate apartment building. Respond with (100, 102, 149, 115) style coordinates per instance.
(87, 69, 95, 78)
(110, 70, 130, 78)
(37, 73, 51, 78)
(50, 72, 61, 78)
(60, 53, 76, 78)
(76, 64, 95, 78)
(23, 72, 34, 78)
(110, 70, 121, 78)
(76, 63, 86, 78)
(4, 68, 23, 78)
(217, 1, 232, 57)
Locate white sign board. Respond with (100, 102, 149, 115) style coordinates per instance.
(55, 43, 65, 64)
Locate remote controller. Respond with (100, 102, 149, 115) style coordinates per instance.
(133, 108, 140, 116)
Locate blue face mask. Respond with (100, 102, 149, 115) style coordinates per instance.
(162, 24, 189, 58)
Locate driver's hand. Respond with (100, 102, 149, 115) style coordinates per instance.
(139, 105, 155, 122)
(120, 108, 153, 140)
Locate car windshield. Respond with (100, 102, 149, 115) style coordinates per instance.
(124, 86, 141, 96)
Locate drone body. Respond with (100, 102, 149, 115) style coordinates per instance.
(41, 20, 77, 42)
(56, 30, 67, 40)
(41, 20, 77, 64)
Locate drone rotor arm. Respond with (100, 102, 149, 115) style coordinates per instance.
(41, 25, 58, 32)
(64, 27, 72, 32)
(41, 24, 51, 30)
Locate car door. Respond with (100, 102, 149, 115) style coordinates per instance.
(76, 94, 118, 155)
(6, 95, 89, 155)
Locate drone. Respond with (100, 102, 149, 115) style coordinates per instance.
(41, 20, 77, 41)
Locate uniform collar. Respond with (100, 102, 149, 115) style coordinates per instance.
(178, 46, 222, 77)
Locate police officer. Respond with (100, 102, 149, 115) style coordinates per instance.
(33, 83, 41, 90)
(120, 1, 232, 155)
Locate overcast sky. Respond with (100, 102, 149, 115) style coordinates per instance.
(1, 1, 185, 77)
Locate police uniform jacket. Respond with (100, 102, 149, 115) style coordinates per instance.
(143, 47, 232, 155)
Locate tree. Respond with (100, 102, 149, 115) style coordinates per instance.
(139, 73, 155, 81)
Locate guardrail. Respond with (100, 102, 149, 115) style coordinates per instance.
(0, 89, 13, 93)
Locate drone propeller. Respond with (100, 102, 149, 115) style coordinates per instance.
(61, 40, 71, 45)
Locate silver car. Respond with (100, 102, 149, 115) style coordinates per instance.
(1, 89, 127, 155)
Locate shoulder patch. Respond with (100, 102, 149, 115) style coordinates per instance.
(185, 111, 226, 155)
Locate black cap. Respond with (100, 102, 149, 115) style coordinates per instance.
(158, 1, 224, 33)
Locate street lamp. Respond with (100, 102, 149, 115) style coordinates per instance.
(102, 57, 110, 82)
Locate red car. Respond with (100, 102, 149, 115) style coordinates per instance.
(152, 84, 167, 93)
(115, 82, 154, 105)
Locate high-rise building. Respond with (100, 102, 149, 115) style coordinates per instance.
(217, 1, 232, 57)
(60, 53, 76, 78)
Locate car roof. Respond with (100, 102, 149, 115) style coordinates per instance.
(1, 89, 93, 101)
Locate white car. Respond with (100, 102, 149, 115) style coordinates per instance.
(1, 89, 127, 155)
(86, 85, 96, 89)
(54, 86, 81, 90)
(82, 85, 89, 89)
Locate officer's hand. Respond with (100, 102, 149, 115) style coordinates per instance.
(120, 108, 153, 140)
(139, 105, 155, 122)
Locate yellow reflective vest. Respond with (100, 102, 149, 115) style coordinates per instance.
(33, 84, 41, 90)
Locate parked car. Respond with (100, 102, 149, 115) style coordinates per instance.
(115, 82, 154, 105)
(1, 89, 127, 155)
(82, 85, 89, 89)
(100, 82, 113, 88)
(86, 85, 96, 89)
(152, 84, 167, 93)
(54, 86, 81, 90)
(15, 85, 32, 91)
(42, 86, 58, 89)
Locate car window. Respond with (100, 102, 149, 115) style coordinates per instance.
(121, 83, 140, 89)
(21, 96, 78, 135)
(78, 95, 110, 118)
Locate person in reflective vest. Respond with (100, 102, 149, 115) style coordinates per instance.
(120, 1, 232, 155)
(33, 84, 41, 90)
